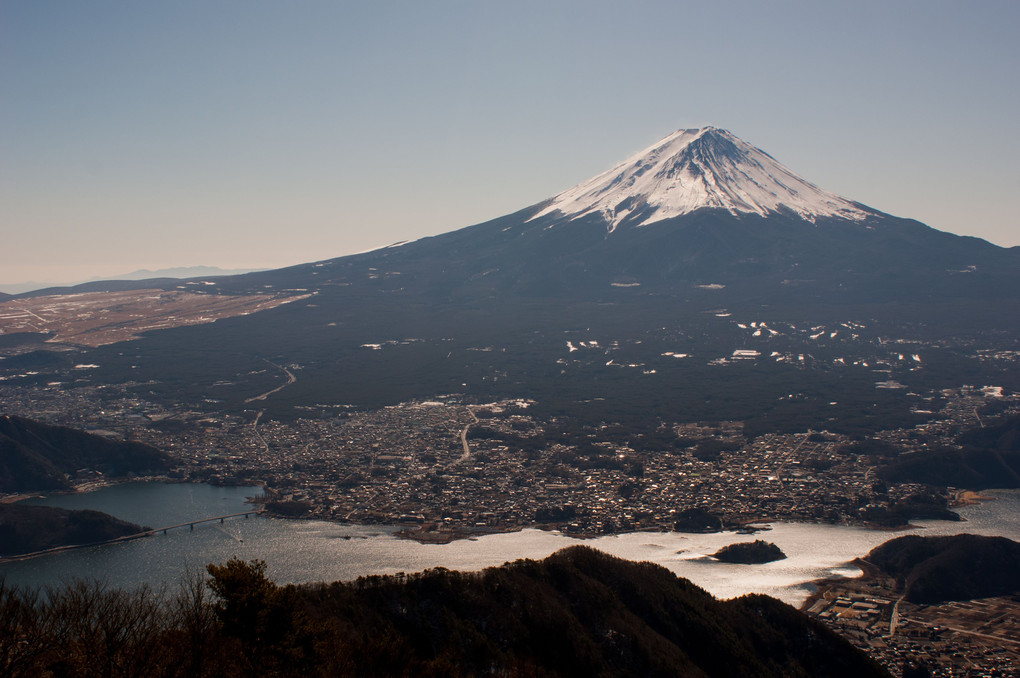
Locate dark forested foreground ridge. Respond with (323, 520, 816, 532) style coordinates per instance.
(0, 415, 170, 493)
(0, 546, 889, 678)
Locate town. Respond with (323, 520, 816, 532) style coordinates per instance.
(807, 565, 1020, 677)
(0, 378, 1009, 541)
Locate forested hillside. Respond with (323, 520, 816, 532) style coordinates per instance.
(0, 546, 889, 677)
(866, 534, 1020, 604)
(0, 415, 169, 492)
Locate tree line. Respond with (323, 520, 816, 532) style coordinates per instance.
(1, 546, 891, 677)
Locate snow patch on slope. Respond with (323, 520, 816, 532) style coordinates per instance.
(530, 127, 875, 229)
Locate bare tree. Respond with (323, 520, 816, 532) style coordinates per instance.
(42, 579, 175, 678)
(0, 578, 49, 678)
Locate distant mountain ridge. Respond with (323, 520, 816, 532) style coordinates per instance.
(100, 265, 266, 281)
(0, 265, 264, 295)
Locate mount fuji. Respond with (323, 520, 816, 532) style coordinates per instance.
(13, 126, 1020, 429)
(272, 125, 1010, 308)
(25, 125, 1017, 305)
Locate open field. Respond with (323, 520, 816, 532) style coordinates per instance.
(0, 289, 307, 347)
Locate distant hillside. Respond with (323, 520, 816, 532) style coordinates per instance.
(866, 534, 1020, 604)
(96, 265, 265, 281)
(0, 415, 171, 493)
(880, 447, 1020, 489)
(0, 503, 146, 557)
(880, 413, 1020, 489)
(959, 411, 1020, 452)
(1, 265, 264, 295)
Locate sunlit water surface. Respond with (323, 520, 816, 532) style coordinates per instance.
(4, 483, 1018, 606)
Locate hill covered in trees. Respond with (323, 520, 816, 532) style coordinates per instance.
(866, 534, 1020, 604)
(0, 546, 888, 677)
(879, 412, 1020, 490)
(712, 540, 787, 564)
(0, 415, 170, 493)
(0, 503, 146, 557)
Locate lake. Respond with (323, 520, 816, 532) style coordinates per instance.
(4, 482, 1019, 606)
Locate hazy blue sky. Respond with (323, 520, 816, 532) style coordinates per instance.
(3, 1, 1018, 286)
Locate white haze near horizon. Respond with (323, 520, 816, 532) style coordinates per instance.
(2, 1, 1018, 285)
(0, 266, 266, 296)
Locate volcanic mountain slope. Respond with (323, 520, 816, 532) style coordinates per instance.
(14, 127, 1020, 427)
(199, 126, 1017, 305)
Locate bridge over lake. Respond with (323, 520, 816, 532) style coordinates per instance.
(0, 509, 263, 563)
(148, 510, 262, 535)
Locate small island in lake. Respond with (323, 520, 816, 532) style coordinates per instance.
(712, 539, 787, 564)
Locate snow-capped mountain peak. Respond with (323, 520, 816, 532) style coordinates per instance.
(530, 127, 875, 229)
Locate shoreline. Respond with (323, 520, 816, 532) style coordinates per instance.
(798, 557, 879, 612)
(950, 489, 995, 507)
(0, 501, 989, 564)
(0, 507, 263, 564)
(0, 479, 265, 563)
(3, 490, 1017, 612)
(4, 479, 1006, 556)
(8, 479, 996, 545)
(0, 530, 154, 565)
(325, 512, 951, 545)
(1, 476, 155, 504)
(1, 475, 265, 504)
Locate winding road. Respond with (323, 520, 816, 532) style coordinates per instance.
(244, 359, 296, 403)
(457, 409, 480, 463)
